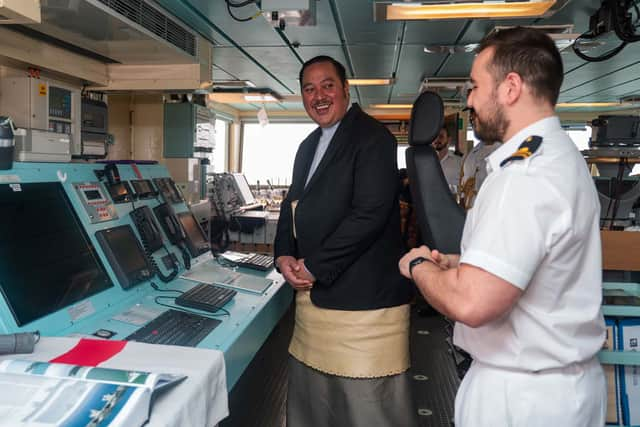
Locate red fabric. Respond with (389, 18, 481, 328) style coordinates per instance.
(131, 163, 143, 179)
(50, 339, 127, 366)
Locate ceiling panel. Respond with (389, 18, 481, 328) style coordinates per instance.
(153, 0, 640, 112)
(335, 0, 401, 45)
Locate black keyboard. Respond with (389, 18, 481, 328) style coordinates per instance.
(175, 283, 237, 313)
(125, 309, 220, 346)
(237, 253, 274, 271)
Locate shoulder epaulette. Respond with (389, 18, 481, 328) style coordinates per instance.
(500, 135, 543, 168)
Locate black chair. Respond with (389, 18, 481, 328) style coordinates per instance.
(405, 91, 465, 254)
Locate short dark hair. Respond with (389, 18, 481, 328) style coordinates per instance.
(299, 55, 347, 87)
(477, 27, 563, 105)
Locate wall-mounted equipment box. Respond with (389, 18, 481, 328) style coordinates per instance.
(0, 75, 80, 161)
(163, 102, 215, 158)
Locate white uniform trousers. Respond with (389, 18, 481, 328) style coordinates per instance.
(455, 357, 606, 427)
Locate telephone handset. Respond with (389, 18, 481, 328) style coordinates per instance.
(153, 202, 191, 270)
(130, 205, 179, 282)
(130, 206, 163, 252)
(163, 215, 186, 243)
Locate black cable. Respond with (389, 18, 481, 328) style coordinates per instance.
(149, 281, 183, 293)
(573, 0, 640, 62)
(225, 0, 260, 22)
(226, 0, 257, 7)
(572, 32, 628, 62)
(153, 296, 231, 317)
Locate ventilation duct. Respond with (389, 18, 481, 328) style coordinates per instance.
(23, 0, 198, 64)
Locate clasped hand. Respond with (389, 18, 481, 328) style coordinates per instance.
(276, 256, 314, 290)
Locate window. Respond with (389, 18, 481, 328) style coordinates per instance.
(211, 118, 229, 172)
(398, 145, 408, 169)
(241, 122, 317, 185)
(566, 127, 592, 151)
(466, 126, 592, 151)
(467, 128, 481, 147)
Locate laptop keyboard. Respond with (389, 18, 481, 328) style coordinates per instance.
(237, 253, 274, 271)
(125, 309, 220, 347)
(176, 283, 237, 313)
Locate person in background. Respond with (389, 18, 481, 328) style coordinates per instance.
(274, 55, 417, 427)
(432, 125, 463, 193)
(399, 27, 606, 426)
(458, 110, 499, 210)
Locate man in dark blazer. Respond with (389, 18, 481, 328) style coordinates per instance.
(274, 55, 417, 427)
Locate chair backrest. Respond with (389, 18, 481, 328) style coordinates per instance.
(405, 91, 465, 254)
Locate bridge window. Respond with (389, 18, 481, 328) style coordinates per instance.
(241, 122, 317, 185)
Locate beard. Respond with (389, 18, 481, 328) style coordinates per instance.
(471, 96, 509, 144)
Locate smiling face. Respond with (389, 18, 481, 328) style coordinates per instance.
(301, 61, 350, 128)
(466, 47, 510, 143)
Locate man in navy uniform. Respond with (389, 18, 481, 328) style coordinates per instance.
(400, 27, 606, 426)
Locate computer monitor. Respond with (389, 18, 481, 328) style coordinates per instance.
(0, 182, 113, 326)
(177, 211, 210, 258)
(130, 179, 157, 199)
(95, 225, 154, 289)
(232, 173, 256, 206)
(153, 177, 183, 204)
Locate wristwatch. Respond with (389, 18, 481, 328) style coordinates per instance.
(409, 256, 429, 279)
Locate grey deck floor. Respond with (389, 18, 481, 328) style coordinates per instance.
(221, 303, 460, 427)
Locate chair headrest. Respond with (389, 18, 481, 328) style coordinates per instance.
(408, 91, 444, 147)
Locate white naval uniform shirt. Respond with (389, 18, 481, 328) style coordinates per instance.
(453, 116, 605, 371)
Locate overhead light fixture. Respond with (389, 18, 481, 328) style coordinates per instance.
(244, 94, 279, 102)
(555, 102, 635, 108)
(374, 0, 559, 21)
(210, 80, 256, 88)
(347, 78, 395, 86)
(370, 104, 413, 109)
(371, 99, 464, 109)
(208, 89, 283, 104)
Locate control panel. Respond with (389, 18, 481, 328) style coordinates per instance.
(73, 181, 118, 223)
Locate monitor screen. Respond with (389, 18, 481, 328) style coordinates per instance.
(0, 182, 113, 326)
(107, 181, 132, 203)
(95, 225, 154, 290)
(232, 173, 256, 205)
(130, 179, 156, 199)
(153, 177, 183, 204)
(177, 211, 210, 258)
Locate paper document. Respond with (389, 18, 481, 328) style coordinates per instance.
(0, 359, 185, 427)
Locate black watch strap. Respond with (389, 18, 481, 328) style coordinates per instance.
(409, 256, 429, 279)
